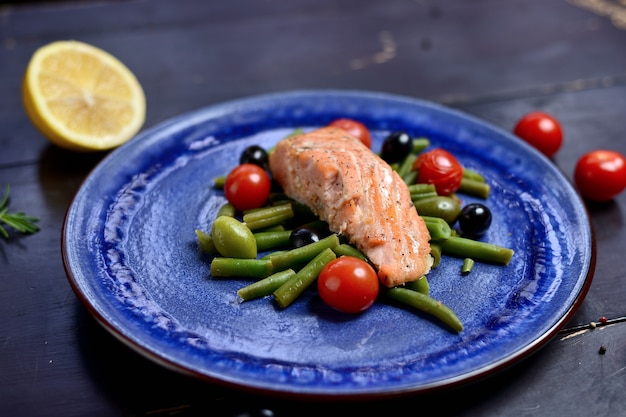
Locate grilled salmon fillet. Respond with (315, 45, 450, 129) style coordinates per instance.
(269, 126, 432, 287)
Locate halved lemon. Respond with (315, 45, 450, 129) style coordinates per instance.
(22, 40, 146, 152)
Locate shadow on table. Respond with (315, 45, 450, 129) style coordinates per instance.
(36, 144, 109, 207)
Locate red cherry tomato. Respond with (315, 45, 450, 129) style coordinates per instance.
(574, 150, 626, 202)
(317, 256, 379, 313)
(224, 163, 271, 211)
(412, 148, 463, 195)
(328, 118, 372, 148)
(513, 111, 563, 158)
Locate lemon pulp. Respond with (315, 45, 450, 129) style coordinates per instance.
(23, 40, 146, 152)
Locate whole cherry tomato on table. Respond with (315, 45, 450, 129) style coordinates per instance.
(412, 148, 464, 195)
(574, 150, 626, 202)
(224, 163, 271, 211)
(328, 118, 372, 148)
(513, 111, 563, 158)
(317, 256, 379, 313)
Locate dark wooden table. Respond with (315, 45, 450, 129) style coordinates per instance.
(2, 1, 626, 415)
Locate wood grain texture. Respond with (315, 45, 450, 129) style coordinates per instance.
(1, 0, 626, 416)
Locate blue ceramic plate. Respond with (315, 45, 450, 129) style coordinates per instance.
(63, 90, 594, 398)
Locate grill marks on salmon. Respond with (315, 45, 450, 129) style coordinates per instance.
(269, 126, 432, 287)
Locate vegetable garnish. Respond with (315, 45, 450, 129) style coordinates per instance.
(574, 149, 626, 202)
(412, 148, 464, 196)
(328, 118, 372, 148)
(197, 126, 516, 333)
(317, 256, 380, 314)
(513, 111, 563, 158)
(0, 185, 40, 239)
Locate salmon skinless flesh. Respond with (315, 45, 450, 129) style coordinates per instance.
(269, 126, 432, 287)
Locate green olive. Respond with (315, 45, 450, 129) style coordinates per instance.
(211, 216, 257, 259)
(429, 242, 442, 268)
(195, 229, 218, 254)
(413, 196, 461, 225)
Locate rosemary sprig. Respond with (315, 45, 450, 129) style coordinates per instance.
(0, 185, 40, 239)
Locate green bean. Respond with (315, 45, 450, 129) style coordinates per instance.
(269, 234, 340, 271)
(217, 202, 236, 217)
(243, 202, 282, 214)
(299, 219, 330, 234)
(253, 230, 292, 251)
(273, 248, 336, 308)
(459, 178, 490, 199)
(409, 183, 439, 201)
(243, 203, 294, 231)
(404, 275, 429, 295)
(384, 287, 463, 332)
(237, 268, 296, 300)
(462, 168, 485, 182)
(210, 257, 273, 278)
(396, 153, 417, 179)
(261, 250, 285, 260)
(412, 138, 431, 153)
(254, 224, 285, 233)
(408, 183, 437, 196)
(462, 258, 475, 274)
(408, 183, 438, 201)
(421, 216, 452, 240)
(267, 193, 315, 220)
(292, 200, 317, 219)
(411, 191, 438, 202)
(413, 196, 461, 225)
(195, 229, 218, 254)
(267, 192, 291, 204)
(402, 170, 419, 186)
(429, 241, 442, 268)
(332, 243, 368, 261)
(440, 236, 514, 265)
(213, 176, 226, 189)
(211, 216, 257, 258)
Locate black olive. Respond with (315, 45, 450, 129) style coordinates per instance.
(381, 131, 412, 164)
(458, 203, 492, 237)
(289, 226, 321, 249)
(240, 145, 269, 170)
